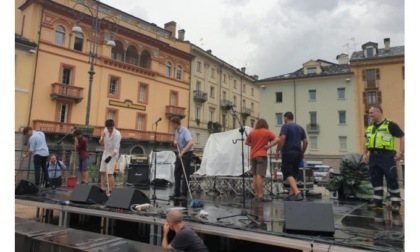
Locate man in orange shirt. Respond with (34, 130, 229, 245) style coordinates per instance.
(245, 119, 280, 202)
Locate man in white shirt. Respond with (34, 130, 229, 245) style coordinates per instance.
(99, 119, 121, 195)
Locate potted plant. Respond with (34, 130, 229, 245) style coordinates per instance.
(195, 118, 201, 126)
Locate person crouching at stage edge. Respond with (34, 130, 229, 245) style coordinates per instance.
(169, 116, 194, 200)
(363, 105, 404, 213)
(245, 118, 280, 202)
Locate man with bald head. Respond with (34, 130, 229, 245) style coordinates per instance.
(162, 209, 208, 251)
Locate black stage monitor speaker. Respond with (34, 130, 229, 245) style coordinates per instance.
(284, 201, 335, 236)
(15, 179, 39, 195)
(106, 188, 150, 210)
(127, 164, 149, 186)
(69, 184, 108, 204)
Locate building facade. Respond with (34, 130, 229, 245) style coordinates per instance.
(350, 38, 405, 153)
(188, 45, 260, 151)
(256, 58, 356, 169)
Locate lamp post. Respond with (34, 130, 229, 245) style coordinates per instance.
(72, 1, 118, 128)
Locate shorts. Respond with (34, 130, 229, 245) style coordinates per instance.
(251, 156, 268, 177)
(281, 152, 301, 179)
(99, 156, 116, 174)
(79, 158, 89, 172)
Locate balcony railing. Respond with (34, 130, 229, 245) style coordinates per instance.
(32, 120, 174, 142)
(241, 107, 251, 117)
(193, 90, 208, 103)
(165, 105, 186, 119)
(50, 83, 84, 103)
(306, 123, 320, 134)
(207, 121, 222, 133)
(220, 99, 233, 110)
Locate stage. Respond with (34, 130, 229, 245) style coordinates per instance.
(15, 179, 404, 252)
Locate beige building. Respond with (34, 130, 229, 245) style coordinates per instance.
(188, 45, 260, 151)
(350, 38, 405, 153)
(256, 58, 356, 168)
(15, 0, 193, 155)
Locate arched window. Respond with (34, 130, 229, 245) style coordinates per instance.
(54, 25, 66, 46)
(73, 32, 83, 51)
(111, 40, 124, 61)
(165, 61, 172, 77)
(125, 45, 138, 65)
(176, 65, 182, 80)
(139, 50, 151, 69)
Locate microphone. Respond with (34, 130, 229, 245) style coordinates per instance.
(153, 117, 162, 125)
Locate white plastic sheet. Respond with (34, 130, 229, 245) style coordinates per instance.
(149, 151, 176, 183)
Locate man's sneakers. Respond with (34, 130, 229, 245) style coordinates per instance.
(284, 192, 303, 201)
(254, 195, 273, 202)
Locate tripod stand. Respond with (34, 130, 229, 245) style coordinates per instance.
(150, 120, 170, 207)
(217, 108, 257, 224)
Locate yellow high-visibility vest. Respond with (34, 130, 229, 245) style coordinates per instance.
(365, 120, 395, 150)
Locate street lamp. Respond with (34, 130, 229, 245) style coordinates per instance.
(72, 1, 118, 128)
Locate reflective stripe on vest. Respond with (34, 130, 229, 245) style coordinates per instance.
(365, 120, 395, 150)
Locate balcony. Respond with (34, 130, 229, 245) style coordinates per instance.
(50, 83, 84, 103)
(165, 105, 186, 119)
(207, 121, 222, 133)
(306, 123, 320, 134)
(32, 120, 174, 142)
(220, 99, 233, 110)
(193, 90, 208, 103)
(241, 107, 251, 117)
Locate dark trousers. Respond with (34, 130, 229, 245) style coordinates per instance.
(34, 155, 49, 186)
(174, 151, 193, 195)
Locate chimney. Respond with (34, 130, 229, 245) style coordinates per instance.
(206, 49, 212, 54)
(253, 75, 259, 80)
(178, 29, 185, 41)
(241, 67, 246, 73)
(336, 53, 349, 65)
(164, 21, 176, 39)
(384, 38, 390, 50)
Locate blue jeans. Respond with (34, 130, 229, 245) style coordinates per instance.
(34, 154, 49, 186)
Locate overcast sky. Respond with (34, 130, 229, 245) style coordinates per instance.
(101, 0, 404, 79)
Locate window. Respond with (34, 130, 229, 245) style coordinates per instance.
(338, 111, 346, 124)
(251, 88, 254, 97)
(310, 111, 317, 124)
(307, 67, 317, 74)
(366, 48, 374, 57)
(73, 32, 83, 51)
(222, 91, 227, 100)
(197, 61, 202, 72)
(176, 65, 182, 80)
(222, 114, 226, 128)
(276, 92, 283, 103)
(54, 25, 65, 46)
(108, 77, 119, 97)
(196, 81, 201, 91)
(210, 86, 215, 98)
(275, 113, 283, 125)
(139, 50, 151, 69)
(111, 40, 124, 61)
(339, 136, 347, 151)
(61, 67, 73, 85)
(209, 109, 214, 122)
(364, 69, 380, 88)
(196, 133, 201, 144)
(242, 99, 246, 109)
(233, 96, 237, 106)
(223, 74, 227, 83)
(211, 68, 215, 78)
(309, 90, 316, 101)
(136, 113, 146, 130)
(338, 88, 345, 99)
(251, 102, 254, 112)
(310, 136, 318, 150)
(57, 102, 70, 123)
(243, 84, 246, 93)
(166, 62, 172, 77)
(138, 83, 148, 104)
(234, 80, 237, 89)
(367, 91, 377, 105)
(251, 119, 255, 128)
(170, 91, 178, 106)
(195, 107, 200, 120)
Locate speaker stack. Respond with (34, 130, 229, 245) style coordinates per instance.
(127, 161, 150, 187)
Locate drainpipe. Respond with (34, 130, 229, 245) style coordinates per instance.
(27, 5, 45, 126)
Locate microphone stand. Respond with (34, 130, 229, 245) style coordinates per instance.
(150, 121, 170, 207)
(217, 107, 258, 225)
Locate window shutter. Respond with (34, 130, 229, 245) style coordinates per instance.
(362, 91, 367, 104)
(377, 91, 382, 104)
(376, 69, 380, 80)
(362, 69, 366, 81)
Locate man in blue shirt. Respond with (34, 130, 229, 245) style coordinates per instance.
(47, 154, 66, 187)
(23, 126, 50, 187)
(169, 116, 194, 200)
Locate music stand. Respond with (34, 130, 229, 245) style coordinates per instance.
(150, 121, 170, 207)
(217, 107, 258, 225)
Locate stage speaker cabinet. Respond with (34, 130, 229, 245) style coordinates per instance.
(15, 179, 39, 195)
(106, 188, 150, 210)
(69, 184, 108, 204)
(127, 164, 149, 186)
(284, 201, 335, 236)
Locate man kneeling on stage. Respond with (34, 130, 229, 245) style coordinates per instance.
(162, 209, 208, 252)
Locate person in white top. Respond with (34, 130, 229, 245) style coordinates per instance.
(99, 119, 121, 195)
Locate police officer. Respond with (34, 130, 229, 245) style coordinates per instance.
(363, 105, 404, 213)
